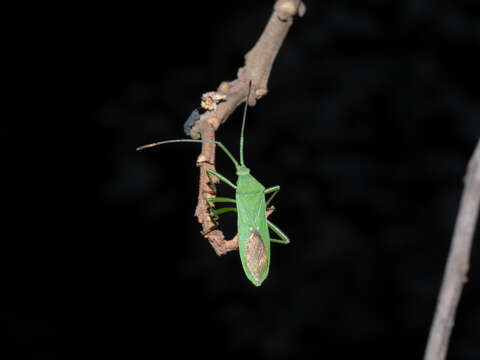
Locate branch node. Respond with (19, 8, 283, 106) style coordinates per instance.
(219, 81, 230, 93)
(298, 2, 307, 17)
(196, 154, 209, 165)
(255, 88, 268, 100)
(201, 91, 227, 111)
(207, 117, 221, 130)
(189, 130, 200, 140)
(275, 0, 296, 19)
(274, 0, 305, 20)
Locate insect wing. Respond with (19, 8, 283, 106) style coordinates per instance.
(245, 229, 268, 285)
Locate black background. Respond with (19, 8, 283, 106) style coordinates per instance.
(4, 1, 480, 359)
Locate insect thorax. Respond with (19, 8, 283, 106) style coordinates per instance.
(236, 165, 250, 176)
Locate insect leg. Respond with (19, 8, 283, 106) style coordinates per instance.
(207, 169, 237, 190)
(202, 201, 220, 236)
(202, 171, 236, 236)
(265, 186, 280, 194)
(264, 185, 280, 207)
(210, 207, 237, 217)
(202, 172, 220, 236)
(202, 202, 237, 236)
(267, 220, 290, 244)
(206, 171, 217, 195)
(207, 197, 237, 203)
(201, 223, 219, 236)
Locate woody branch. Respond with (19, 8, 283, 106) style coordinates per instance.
(424, 138, 480, 360)
(189, 0, 306, 255)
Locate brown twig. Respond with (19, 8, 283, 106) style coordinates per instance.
(191, 0, 306, 255)
(424, 139, 480, 360)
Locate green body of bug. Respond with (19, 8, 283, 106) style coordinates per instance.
(236, 169, 270, 285)
(137, 82, 290, 286)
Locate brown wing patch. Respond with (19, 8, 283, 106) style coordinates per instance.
(246, 230, 268, 285)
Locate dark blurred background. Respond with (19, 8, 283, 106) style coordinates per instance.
(4, 1, 480, 359)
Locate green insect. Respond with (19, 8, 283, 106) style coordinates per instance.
(137, 82, 290, 286)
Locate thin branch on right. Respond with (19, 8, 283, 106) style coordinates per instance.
(424, 139, 480, 360)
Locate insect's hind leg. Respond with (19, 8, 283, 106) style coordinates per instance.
(265, 185, 280, 194)
(264, 185, 280, 207)
(267, 220, 290, 244)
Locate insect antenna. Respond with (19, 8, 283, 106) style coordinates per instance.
(239, 81, 253, 167)
(136, 139, 240, 169)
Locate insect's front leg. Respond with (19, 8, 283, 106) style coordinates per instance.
(207, 169, 237, 190)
